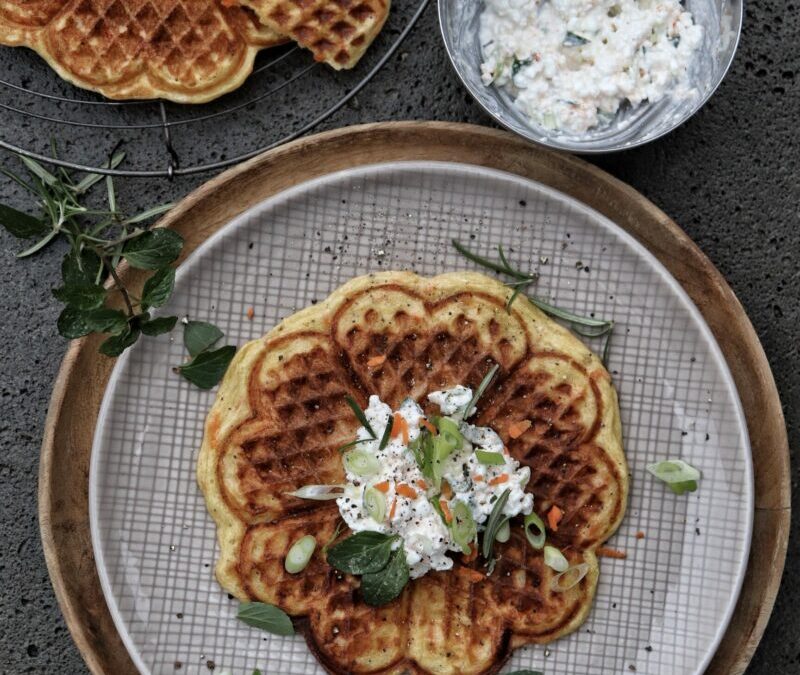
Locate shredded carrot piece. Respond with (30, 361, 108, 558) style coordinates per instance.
(457, 567, 484, 583)
(472, 474, 484, 482)
(389, 497, 397, 520)
(420, 419, 437, 435)
(440, 480, 454, 499)
(246, 306, 255, 320)
(488, 473, 509, 486)
(373, 480, 390, 493)
(635, 531, 646, 540)
(390, 413, 409, 444)
(366, 354, 386, 367)
(597, 546, 627, 559)
(416, 479, 428, 491)
(462, 544, 479, 563)
(439, 498, 453, 524)
(508, 419, 532, 439)
(547, 505, 563, 532)
(396, 483, 418, 499)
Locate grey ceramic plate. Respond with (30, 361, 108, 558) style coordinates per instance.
(90, 161, 752, 675)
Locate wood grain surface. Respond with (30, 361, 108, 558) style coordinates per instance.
(38, 122, 790, 675)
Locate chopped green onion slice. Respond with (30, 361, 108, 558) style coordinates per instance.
(482, 488, 511, 558)
(363, 486, 387, 522)
(451, 500, 477, 553)
(475, 449, 505, 465)
(435, 417, 464, 450)
(344, 395, 376, 438)
(289, 484, 345, 500)
(544, 545, 569, 572)
(495, 519, 511, 543)
(524, 512, 546, 549)
(378, 414, 394, 451)
(344, 449, 381, 477)
(647, 459, 701, 492)
(285, 535, 316, 574)
(550, 562, 590, 592)
(431, 434, 456, 488)
(463, 364, 500, 419)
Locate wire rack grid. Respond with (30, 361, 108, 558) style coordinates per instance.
(0, 0, 430, 179)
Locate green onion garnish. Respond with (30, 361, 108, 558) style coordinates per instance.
(646, 459, 701, 495)
(343, 449, 380, 477)
(463, 363, 500, 420)
(450, 500, 477, 554)
(288, 484, 346, 500)
(344, 395, 376, 438)
(544, 545, 569, 572)
(378, 414, 394, 451)
(495, 519, 511, 543)
(284, 535, 316, 574)
(363, 486, 387, 522)
(336, 438, 371, 454)
(550, 562, 590, 592)
(435, 417, 464, 449)
(475, 450, 505, 465)
(482, 488, 511, 559)
(523, 511, 546, 549)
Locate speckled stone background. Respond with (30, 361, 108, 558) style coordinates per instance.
(0, 3, 797, 674)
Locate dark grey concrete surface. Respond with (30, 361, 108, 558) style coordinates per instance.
(0, 2, 797, 674)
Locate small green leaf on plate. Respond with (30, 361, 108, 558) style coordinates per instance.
(140, 315, 178, 336)
(176, 345, 236, 389)
(0, 203, 48, 239)
(122, 229, 183, 270)
(183, 320, 224, 357)
(237, 601, 294, 636)
(141, 267, 176, 309)
(99, 326, 141, 357)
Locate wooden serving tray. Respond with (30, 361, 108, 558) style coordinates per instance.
(39, 122, 790, 674)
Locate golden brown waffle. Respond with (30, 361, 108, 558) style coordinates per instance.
(198, 271, 628, 675)
(238, 0, 390, 69)
(0, 1, 286, 102)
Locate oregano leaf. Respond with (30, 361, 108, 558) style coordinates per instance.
(122, 229, 183, 270)
(183, 320, 224, 357)
(99, 326, 140, 357)
(141, 267, 176, 309)
(140, 315, 178, 336)
(56, 306, 91, 339)
(176, 345, 236, 389)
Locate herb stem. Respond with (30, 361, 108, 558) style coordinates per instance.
(102, 255, 135, 317)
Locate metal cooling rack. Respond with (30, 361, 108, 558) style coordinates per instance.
(0, 0, 429, 178)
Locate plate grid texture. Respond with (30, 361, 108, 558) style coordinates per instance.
(92, 162, 750, 675)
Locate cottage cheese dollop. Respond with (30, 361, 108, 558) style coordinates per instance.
(480, 0, 703, 134)
(336, 387, 533, 579)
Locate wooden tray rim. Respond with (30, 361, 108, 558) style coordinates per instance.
(38, 121, 791, 675)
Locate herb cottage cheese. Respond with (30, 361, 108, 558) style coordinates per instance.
(480, 0, 703, 134)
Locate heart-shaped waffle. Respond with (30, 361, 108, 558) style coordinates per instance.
(0, 0, 286, 102)
(198, 271, 627, 674)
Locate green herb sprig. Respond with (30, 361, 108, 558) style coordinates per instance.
(0, 149, 235, 388)
(326, 531, 410, 606)
(173, 321, 236, 389)
(452, 240, 615, 364)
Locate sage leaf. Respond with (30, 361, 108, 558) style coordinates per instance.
(122, 229, 183, 270)
(360, 547, 409, 606)
(237, 601, 294, 636)
(83, 308, 128, 335)
(140, 315, 178, 336)
(99, 326, 140, 357)
(326, 531, 397, 575)
(177, 345, 236, 389)
(0, 204, 48, 238)
(57, 306, 91, 339)
(183, 320, 224, 357)
(52, 282, 106, 311)
(141, 267, 176, 309)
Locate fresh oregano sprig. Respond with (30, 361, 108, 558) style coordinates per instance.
(0, 148, 234, 388)
(452, 240, 615, 364)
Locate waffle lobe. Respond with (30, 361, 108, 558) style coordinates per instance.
(198, 271, 627, 675)
(0, 0, 286, 102)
